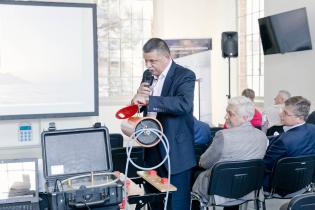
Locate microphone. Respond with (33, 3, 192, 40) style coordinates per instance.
(141, 69, 154, 87)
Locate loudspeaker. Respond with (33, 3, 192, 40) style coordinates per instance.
(221, 31, 238, 58)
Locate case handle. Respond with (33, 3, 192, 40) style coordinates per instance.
(68, 196, 110, 208)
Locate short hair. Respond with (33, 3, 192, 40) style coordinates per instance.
(278, 90, 291, 101)
(241, 88, 255, 101)
(142, 38, 171, 55)
(285, 96, 311, 120)
(228, 96, 255, 122)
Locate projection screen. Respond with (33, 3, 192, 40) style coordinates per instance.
(0, 1, 98, 120)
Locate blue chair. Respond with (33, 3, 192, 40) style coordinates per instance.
(263, 155, 315, 210)
(191, 159, 265, 210)
(285, 193, 315, 210)
(109, 133, 124, 148)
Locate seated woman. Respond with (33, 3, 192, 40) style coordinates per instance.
(192, 96, 268, 210)
(241, 88, 262, 129)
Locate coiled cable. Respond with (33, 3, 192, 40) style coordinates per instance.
(123, 127, 171, 210)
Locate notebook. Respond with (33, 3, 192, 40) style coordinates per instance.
(0, 158, 39, 210)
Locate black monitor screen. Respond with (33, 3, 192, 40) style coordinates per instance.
(259, 8, 312, 55)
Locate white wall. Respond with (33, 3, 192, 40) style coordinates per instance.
(153, 0, 237, 126)
(207, 0, 238, 126)
(264, 0, 315, 109)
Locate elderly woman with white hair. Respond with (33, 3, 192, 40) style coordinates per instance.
(192, 96, 268, 210)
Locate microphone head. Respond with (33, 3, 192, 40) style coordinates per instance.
(141, 69, 154, 86)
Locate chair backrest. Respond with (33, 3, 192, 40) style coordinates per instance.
(287, 193, 315, 210)
(109, 133, 124, 148)
(194, 143, 209, 162)
(208, 159, 264, 199)
(306, 111, 315, 125)
(111, 147, 144, 177)
(270, 154, 315, 197)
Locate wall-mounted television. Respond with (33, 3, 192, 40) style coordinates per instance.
(0, 1, 98, 120)
(258, 7, 312, 55)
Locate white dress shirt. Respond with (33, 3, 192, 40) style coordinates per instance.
(283, 122, 305, 132)
(147, 60, 172, 118)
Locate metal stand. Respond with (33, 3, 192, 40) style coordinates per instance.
(227, 57, 231, 99)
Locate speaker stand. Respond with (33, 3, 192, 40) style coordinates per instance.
(227, 57, 231, 99)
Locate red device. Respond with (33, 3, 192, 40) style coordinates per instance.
(115, 104, 138, 119)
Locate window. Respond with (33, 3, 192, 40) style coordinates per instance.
(97, 0, 153, 104)
(238, 0, 264, 97)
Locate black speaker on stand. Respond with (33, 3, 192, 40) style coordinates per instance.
(221, 31, 238, 99)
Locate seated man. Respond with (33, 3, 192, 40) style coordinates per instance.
(191, 118, 212, 187)
(263, 96, 315, 192)
(192, 96, 268, 210)
(223, 89, 262, 129)
(263, 90, 291, 135)
(194, 117, 211, 145)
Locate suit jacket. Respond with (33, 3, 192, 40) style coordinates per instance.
(263, 123, 315, 190)
(144, 61, 196, 175)
(193, 122, 268, 203)
(194, 117, 212, 145)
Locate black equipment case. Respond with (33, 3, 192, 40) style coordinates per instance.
(40, 125, 122, 210)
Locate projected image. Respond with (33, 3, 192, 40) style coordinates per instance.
(0, 2, 98, 119)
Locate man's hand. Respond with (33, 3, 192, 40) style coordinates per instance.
(137, 83, 151, 95)
(131, 94, 149, 105)
(131, 83, 151, 105)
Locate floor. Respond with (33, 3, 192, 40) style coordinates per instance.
(212, 199, 290, 210)
(125, 198, 290, 210)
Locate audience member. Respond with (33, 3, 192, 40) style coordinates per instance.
(192, 96, 268, 210)
(191, 118, 212, 190)
(263, 96, 315, 192)
(241, 88, 262, 128)
(223, 89, 262, 129)
(263, 90, 291, 129)
(194, 117, 211, 145)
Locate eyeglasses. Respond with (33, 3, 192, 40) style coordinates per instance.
(282, 110, 299, 117)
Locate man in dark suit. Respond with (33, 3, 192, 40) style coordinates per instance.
(132, 38, 196, 210)
(263, 96, 315, 191)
